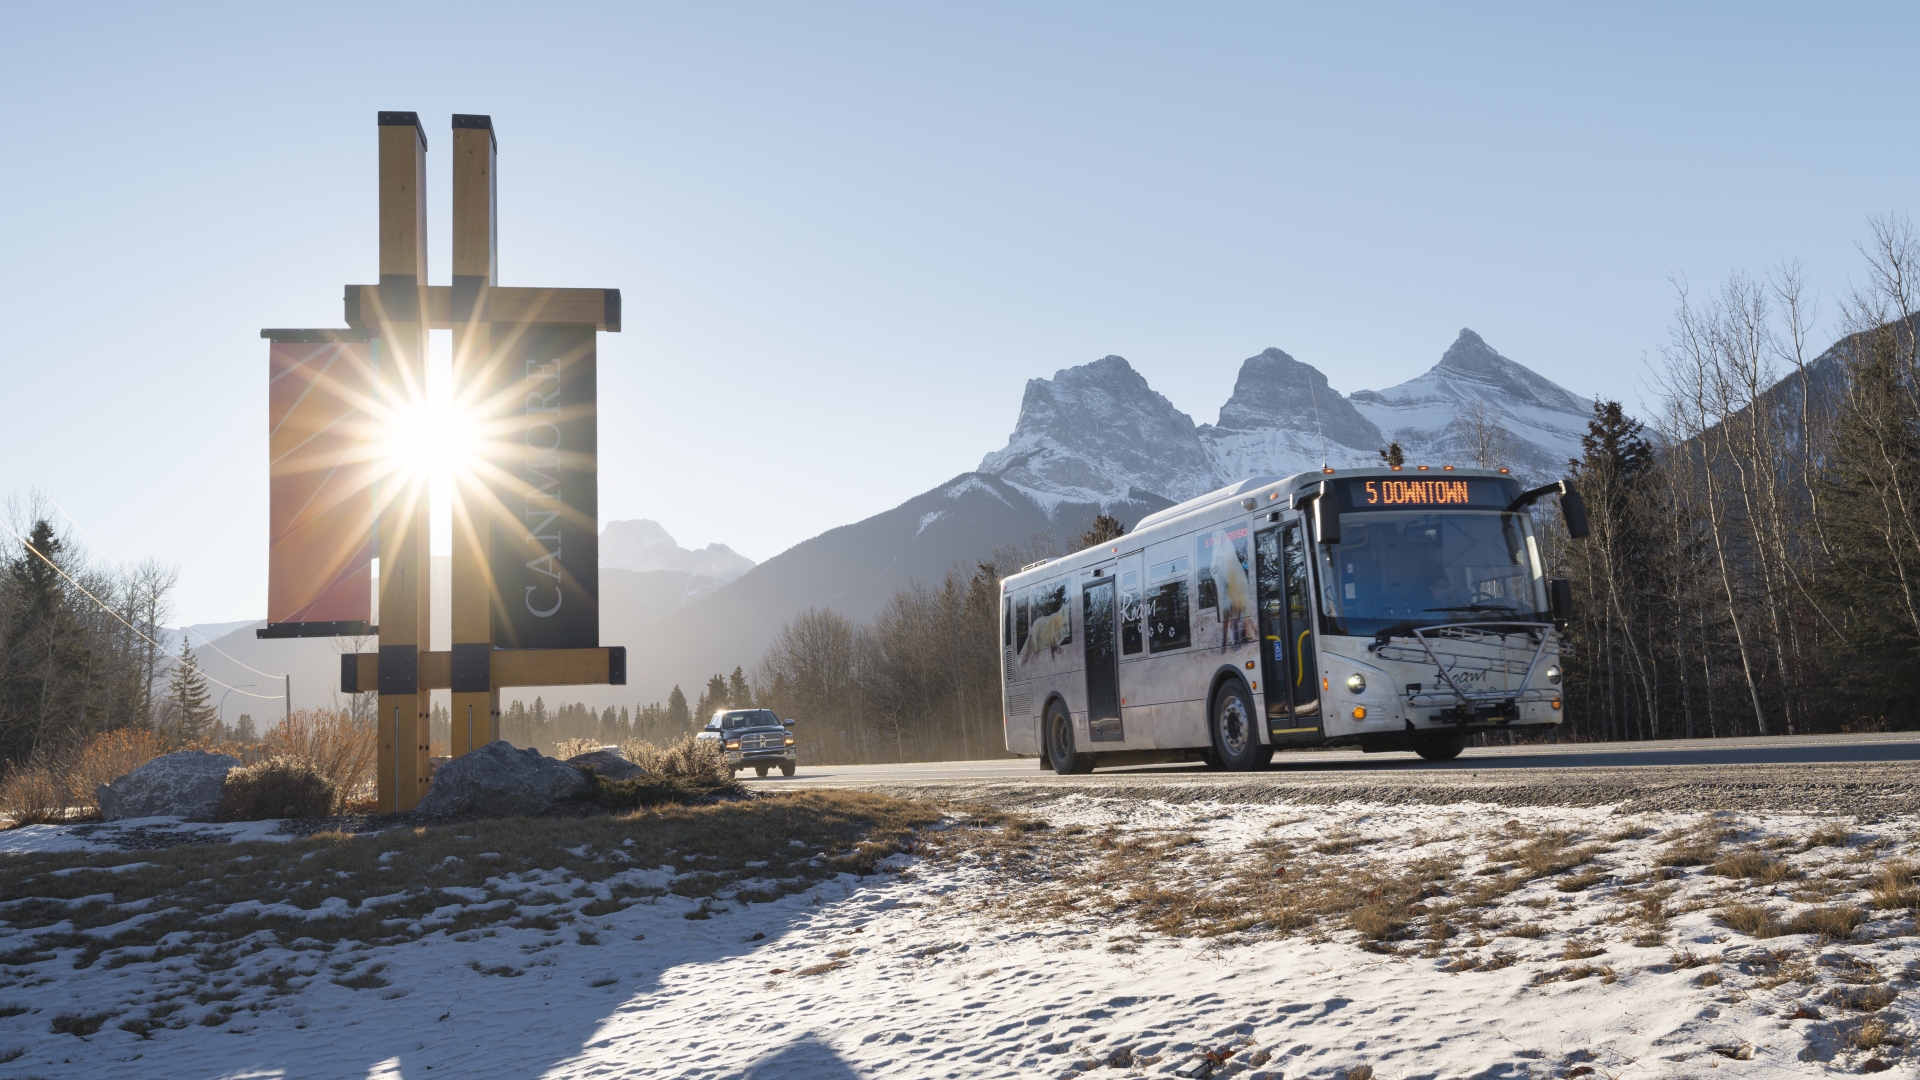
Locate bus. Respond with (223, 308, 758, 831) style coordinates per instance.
(1000, 466, 1589, 772)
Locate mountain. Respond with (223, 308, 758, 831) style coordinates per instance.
(600, 519, 754, 582)
(1350, 330, 1589, 479)
(975, 330, 1590, 509)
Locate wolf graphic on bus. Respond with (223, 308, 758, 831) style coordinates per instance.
(1200, 527, 1256, 649)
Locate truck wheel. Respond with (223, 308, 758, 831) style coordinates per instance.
(755, 766, 769, 778)
(1046, 702, 1093, 775)
(1210, 680, 1272, 771)
(780, 763, 796, 778)
(1416, 735, 1466, 762)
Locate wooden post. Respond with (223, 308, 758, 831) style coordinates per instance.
(449, 114, 500, 756)
(374, 111, 432, 812)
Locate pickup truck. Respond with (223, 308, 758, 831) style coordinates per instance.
(695, 709, 797, 778)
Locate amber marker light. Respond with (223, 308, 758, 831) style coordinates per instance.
(1351, 706, 1367, 720)
(1322, 466, 1335, 474)
(1498, 467, 1510, 474)
(1244, 661, 1255, 669)
(1551, 699, 1563, 710)
(1442, 464, 1454, 471)
(1416, 465, 1430, 471)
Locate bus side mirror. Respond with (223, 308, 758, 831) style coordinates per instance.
(1559, 483, 1590, 540)
(1312, 487, 1340, 546)
(1549, 578, 1573, 622)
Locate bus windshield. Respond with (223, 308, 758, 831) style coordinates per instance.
(1314, 510, 1546, 636)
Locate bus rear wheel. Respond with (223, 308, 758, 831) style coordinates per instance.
(1416, 735, 1466, 762)
(1047, 703, 1093, 775)
(1210, 680, 1272, 771)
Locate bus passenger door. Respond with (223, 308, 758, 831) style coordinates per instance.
(1281, 521, 1321, 725)
(1083, 572, 1122, 742)
(1256, 522, 1321, 741)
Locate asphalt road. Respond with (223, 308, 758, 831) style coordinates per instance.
(750, 732, 1920, 815)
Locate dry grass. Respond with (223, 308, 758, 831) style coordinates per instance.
(1831, 983, 1898, 1012)
(1853, 1016, 1893, 1050)
(1807, 821, 1854, 848)
(1717, 902, 1782, 937)
(1871, 862, 1920, 911)
(1711, 849, 1802, 885)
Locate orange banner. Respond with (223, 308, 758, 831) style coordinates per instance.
(265, 333, 376, 631)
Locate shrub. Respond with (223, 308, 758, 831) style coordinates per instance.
(262, 709, 375, 805)
(218, 757, 338, 820)
(554, 738, 603, 760)
(1784, 905, 1864, 941)
(70, 729, 170, 810)
(620, 734, 734, 784)
(0, 764, 71, 826)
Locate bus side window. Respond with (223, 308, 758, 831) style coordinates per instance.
(1120, 571, 1142, 655)
(1147, 557, 1191, 653)
(1003, 595, 1013, 647)
(1014, 589, 1031, 652)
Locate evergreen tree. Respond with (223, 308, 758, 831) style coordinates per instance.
(235, 713, 257, 743)
(1071, 514, 1126, 553)
(665, 685, 690, 734)
(0, 519, 88, 764)
(695, 673, 728, 722)
(727, 666, 752, 708)
(1818, 326, 1920, 720)
(1377, 441, 1405, 468)
(165, 637, 214, 743)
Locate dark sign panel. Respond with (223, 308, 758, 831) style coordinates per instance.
(263, 332, 377, 635)
(491, 324, 599, 648)
(1337, 477, 1518, 512)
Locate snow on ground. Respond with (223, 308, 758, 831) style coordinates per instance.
(0, 817, 295, 855)
(0, 797, 1914, 1078)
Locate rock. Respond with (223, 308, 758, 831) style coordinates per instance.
(565, 749, 646, 781)
(416, 741, 592, 818)
(96, 750, 243, 822)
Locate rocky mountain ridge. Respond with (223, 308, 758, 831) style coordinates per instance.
(978, 329, 1590, 505)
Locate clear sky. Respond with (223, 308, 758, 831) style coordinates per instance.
(4, 3, 1915, 625)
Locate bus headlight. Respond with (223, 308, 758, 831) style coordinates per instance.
(1545, 665, 1562, 685)
(1345, 673, 1367, 695)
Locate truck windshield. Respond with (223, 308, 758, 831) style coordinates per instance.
(1313, 510, 1546, 636)
(718, 710, 781, 729)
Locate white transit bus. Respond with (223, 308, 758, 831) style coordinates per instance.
(1000, 466, 1590, 772)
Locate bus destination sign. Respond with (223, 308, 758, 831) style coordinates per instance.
(1338, 477, 1518, 511)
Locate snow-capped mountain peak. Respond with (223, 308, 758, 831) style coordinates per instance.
(976, 355, 1217, 508)
(976, 332, 1590, 508)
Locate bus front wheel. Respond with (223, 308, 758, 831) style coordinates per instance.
(1047, 704, 1093, 775)
(1416, 735, 1466, 762)
(1211, 681, 1272, 771)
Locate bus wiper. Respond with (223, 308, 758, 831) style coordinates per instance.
(1424, 603, 1520, 613)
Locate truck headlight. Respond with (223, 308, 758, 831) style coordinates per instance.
(1345, 673, 1366, 695)
(1545, 665, 1562, 685)
(725, 741, 740, 750)
(784, 737, 795, 746)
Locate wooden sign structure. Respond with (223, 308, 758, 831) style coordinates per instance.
(262, 112, 624, 813)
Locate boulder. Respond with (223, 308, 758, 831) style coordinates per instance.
(565, 749, 646, 782)
(416, 741, 592, 818)
(96, 750, 243, 822)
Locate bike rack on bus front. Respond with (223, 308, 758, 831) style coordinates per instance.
(1368, 622, 1563, 717)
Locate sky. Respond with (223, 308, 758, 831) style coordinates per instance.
(3, 3, 1917, 625)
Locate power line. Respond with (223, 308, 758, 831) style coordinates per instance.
(51, 498, 290, 684)
(1, 522, 282, 701)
